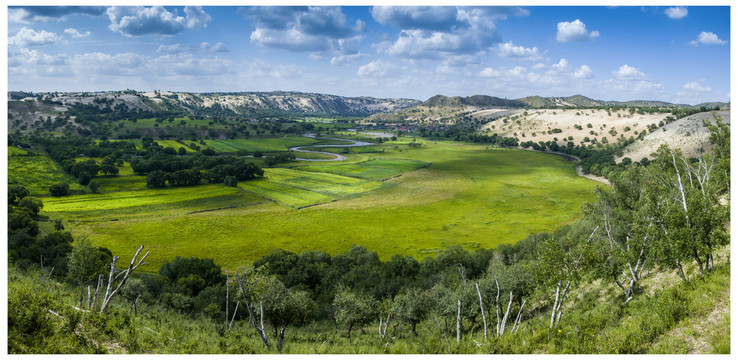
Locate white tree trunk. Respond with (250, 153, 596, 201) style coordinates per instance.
(512, 299, 526, 334)
(456, 299, 462, 344)
(99, 245, 149, 314)
(495, 276, 501, 338)
(550, 281, 561, 328)
(475, 283, 487, 341)
(500, 292, 513, 336)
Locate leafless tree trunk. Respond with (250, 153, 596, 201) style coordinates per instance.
(378, 313, 390, 338)
(500, 292, 513, 336)
(277, 322, 287, 352)
(225, 267, 229, 330)
(512, 299, 526, 334)
(475, 282, 487, 341)
(550, 280, 570, 328)
(99, 245, 149, 314)
(229, 301, 240, 330)
(234, 272, 270, 350)
(456, 299, 462, 344)
(130, 294, 141, 316)
(494, 276, 501, 338)
(87, 286, 91, 309)
(91, 274, 103, 311)
(458, 264, 467, 285)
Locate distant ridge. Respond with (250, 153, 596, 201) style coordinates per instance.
(423, 94, 526, 108)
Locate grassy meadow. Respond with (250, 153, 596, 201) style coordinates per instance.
(8, 147, 84, 195)
(40, 140, 603, 272)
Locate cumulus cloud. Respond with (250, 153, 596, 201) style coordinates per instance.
(374, 7, 527, 60)
(572, 65, 594, 79)
(200, 42, 229, 52)
(614, 64, 646, 79)
(64, 28, 90, 38)
(156, 44, 193, 53)
(370, 6, 459, 31)
(601, 64, 663, 99)
(551, 58, 570, 71)
(682, 81, 711, 92)
(106, 6, 211, 37)
(356, 60, 402, 77)
(665, 7, 688, 19)
(496, 41, 542, 61)
(242, 6, 361, 54)
(330, 53, 365, 66)
(689, 31, 727, 46)
(556, 19, 599, 42)
(9, 6, 105, 24)
(9, 27, 61, 46)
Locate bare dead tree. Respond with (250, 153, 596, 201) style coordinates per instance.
(456, 299, 462, 344)
(378, 313, 390, 338)
(475, 283, 487, 341)
(234, 272, 270, 350)
(494, 276, 501, 338)
(91, 274, 103, 311)
(512, 299, 526, 334)
(499, 292, 513, 336)
(229, 301, 240, 330)
(99, 245, 149, 314)
(458, 264, 467, 285)
(225, 267, 229, 330)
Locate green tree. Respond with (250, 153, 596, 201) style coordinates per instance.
(333, 289, 378, 343)
(67, 237, 109, 285)
(261, 277, 315, 352)
(86, 179, 101, 194)
(392, 287, 429, 335)
(146, 170, 168, 188)
(8, 185, 30, 205)
(48, 182, 70, 196)
(18, 197, 43, 215)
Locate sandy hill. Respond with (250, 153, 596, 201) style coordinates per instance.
(617, 110, 731, 162)
(483, 108, 671, 147)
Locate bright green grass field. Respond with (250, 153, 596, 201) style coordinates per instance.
(297, 158, 430, 180)
(8, 148, 84, 195)
(48, 141, 604, 272)
(203, 137, 321, 153)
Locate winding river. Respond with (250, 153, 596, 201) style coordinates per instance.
(289, 134, 374, 161)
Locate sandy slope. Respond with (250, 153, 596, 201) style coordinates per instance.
(617, 111, 730, 162)
(483, 108, 670, 147)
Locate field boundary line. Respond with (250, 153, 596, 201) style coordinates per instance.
(186, 201, 272, 214)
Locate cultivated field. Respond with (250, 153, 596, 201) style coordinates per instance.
(42, 140, 603, 271)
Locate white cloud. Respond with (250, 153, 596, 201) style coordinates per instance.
(665, 7, 688, 19)
(64, 28, 91, 38)
(496, 41, 542, 61)
(573, 65, 594, 79)
(614, 64, 646, 79)
(551, 58, 570, 71)
(377, 7, 527, 60)
(330, 53, 365, 66)
(682, 81, 711, 92)
(9, 27, 61, 46)
(556, 19, 599, 42)
(250, 27, 332, 53)
(200, 42, 228, 52)
(157, 44, 192, 53)
(106, 6, 211, 37)
(356, 60, 401, 77)
(244, 7, 358, 55)
(601, 64, 664, 100)
(689, 31, 727, 46)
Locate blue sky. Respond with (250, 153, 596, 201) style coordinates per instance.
(6, 4, 731, 104)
